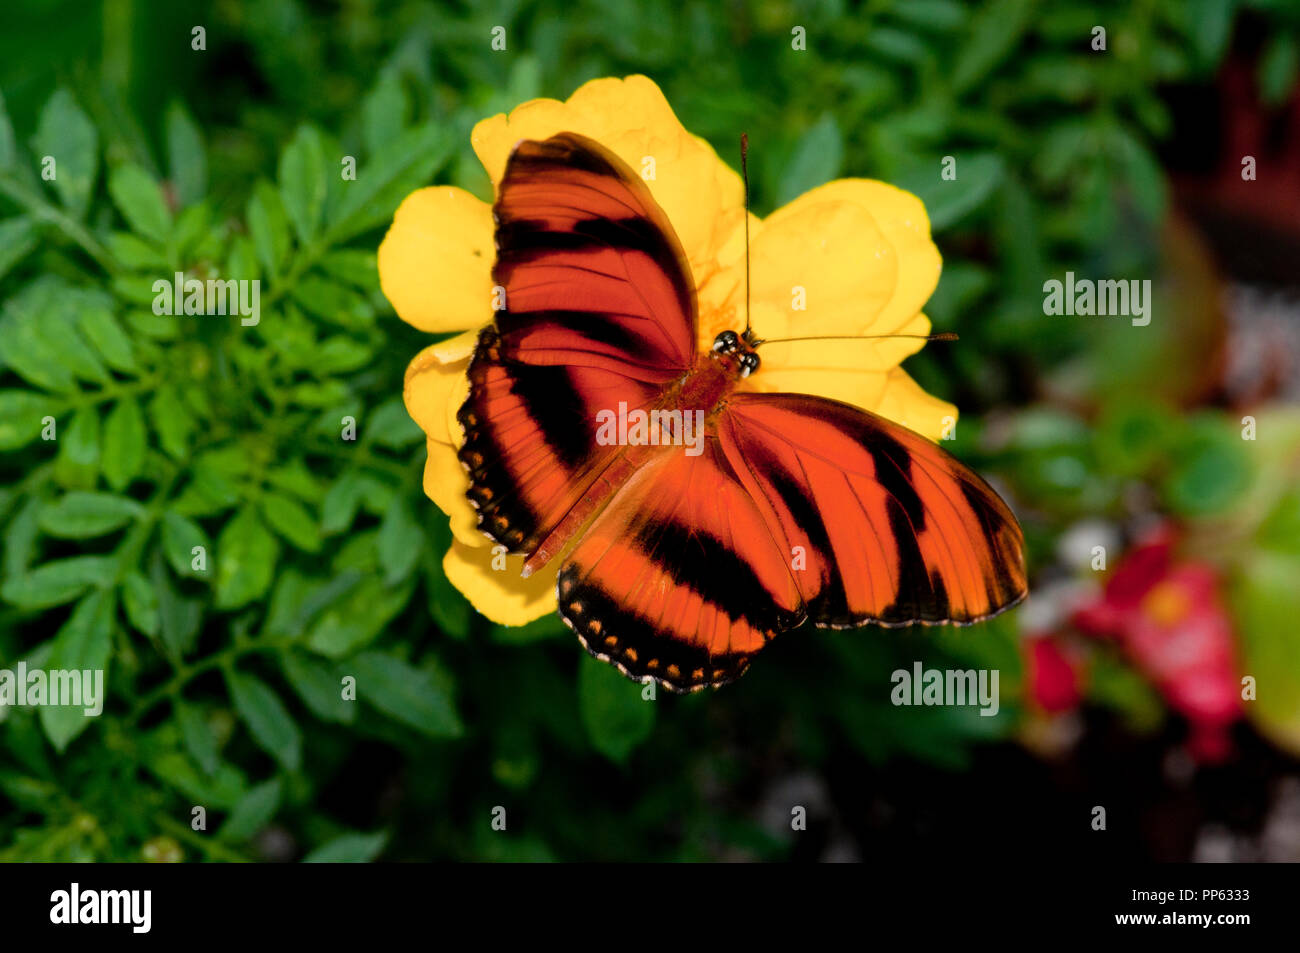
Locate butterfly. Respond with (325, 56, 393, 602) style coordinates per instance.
(458, 132, 1027, 692)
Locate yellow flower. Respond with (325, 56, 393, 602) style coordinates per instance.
(380, 75, 954, 626)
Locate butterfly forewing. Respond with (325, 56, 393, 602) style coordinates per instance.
(459, 133, 699, 558)
(719, 393, 1027, 627)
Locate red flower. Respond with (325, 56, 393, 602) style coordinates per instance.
(1072, 528, 1242, 761)
(1027, 636, 1084, 714)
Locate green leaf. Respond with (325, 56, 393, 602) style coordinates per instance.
(362, 71, 408, 155)
(3, 280, 108, 385)
(325, 123, 452, 243)
(53, 410, 100, 490)
(0, 389, 57, 450)
(148, 385, 195, 460)
(350, 651, 463, 738)
(176, 701, 220, 776)
(142, 749, 248, 811)
(321, 470, 364, 534)
(221, 778, 283, 841)
(246, 180, 292, 276)
(266, 569, 361, 638)
(172, 200, 215, 258)
(225, 233, 259, 286)
(777, 114, 843, 206)
(1108, 125, 1167, 223)
(0, 88, 17, 170)
(39, 308, 109, 388)
(102, 397, 146, 491)
(173, 469, 239, 517)
(1259, 32, 1299, 106)
(891, 0, 968, 31)
(1231, 552, 1300, 756)
(120, 570, 159, 637)
(76, 303, 137, 374)
(864, 27, 932, 66)
(37, 591, 114, 751)
(107, 230, 169, 270)
(165, 100, 208, 207)
(0, 298, 76, 392)
(311, 336, 373, 374)
(282, 651, 355, 724)
(215, 506, 280, 609)
(108, 164, 173, 243)
(266, 459, 326, 503)
(424, 544, 472, 641)
(367, 399, 423, 449)
(3, 497, 42, 578)
(896, 153, 1005, 230)
(227, 671, 302, 772)
(150, 550, 201, 658)
(579, 654, 655, 764)
(316, 249, 379, 293)
(290, 275, 373, 327)
(950, 0, 1035, 94)
(38, 491, 144, 538)
(0, 217, 39, 282)
(1, 555, 112, 609)
(1163, 418, 1254, 516)
(306, 576, 413, 657)
(278, 125, 328, 245)
(377, 496, 422, 584)
(260, 491, 321, 553)
(33, 89, 98, 219)
(1188, 0, 1237, 67)
(302, 830, 388, 863)
(161, 511, 211, 579)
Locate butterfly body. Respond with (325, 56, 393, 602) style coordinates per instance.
(458, 131, 1028, 692)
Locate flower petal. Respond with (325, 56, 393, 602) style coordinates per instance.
(872, 365, 959, 443)
(404, 330, 481, 546)
(443, 540, 558, 625)
(379, 187, 495, 333)
(735, 179, 941, 334)
(784, 178, 942, 334)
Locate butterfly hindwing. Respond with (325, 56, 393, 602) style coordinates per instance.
(557, 439, 804, 692)
(718, 393, 1027, 628)
(459, 133, 699, 559)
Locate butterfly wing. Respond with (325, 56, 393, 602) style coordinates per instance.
(459, 133, 698, 559)
(558, 392, 1026, 693)
(557, 437, 805, 692)
(717, 392, 1027, 628)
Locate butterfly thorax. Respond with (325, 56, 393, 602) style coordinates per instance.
(674, 329, 760, 415)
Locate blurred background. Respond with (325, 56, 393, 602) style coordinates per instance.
(1, 0, 1298, 862)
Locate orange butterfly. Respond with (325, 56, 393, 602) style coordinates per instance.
(459, 132, 1027, 692)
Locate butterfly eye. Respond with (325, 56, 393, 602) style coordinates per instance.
(713, 330, 739, 353)
(739, 352, 760, 377)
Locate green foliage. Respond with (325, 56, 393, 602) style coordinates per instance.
(0, 52, 458, 860)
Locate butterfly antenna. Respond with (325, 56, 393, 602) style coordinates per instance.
(752, 331, 959, 347)
(741, 133, 752, 339)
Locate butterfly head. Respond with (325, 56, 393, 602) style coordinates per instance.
(711, 329, 761, 378)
